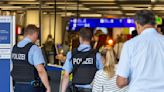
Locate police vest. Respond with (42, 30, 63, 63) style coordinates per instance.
(11, 42, 39, 82)
(72, 48, 97, 85)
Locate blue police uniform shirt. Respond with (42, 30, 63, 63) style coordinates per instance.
(63, 44, 103, 88)
(117, 28, 164, 92)
(16, 37, 45, 66)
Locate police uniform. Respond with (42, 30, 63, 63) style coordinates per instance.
(11, 37, 46, 92)
(63, 44, 103, 91)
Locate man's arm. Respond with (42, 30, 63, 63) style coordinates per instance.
(116, 75, 128, 88)
(35, 64, 51, 92)
(61, 51, 73, 92)
(61, 71, 70, 92)
(116, 43, 130, 88)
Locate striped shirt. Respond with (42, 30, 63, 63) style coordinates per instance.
(92, 69, 128, 92)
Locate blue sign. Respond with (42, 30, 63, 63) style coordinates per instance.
(123, 18, 136, 27)
(0, 16, 14, 92)
(0, 23, 10, 44)
(98, 18, 123, 28)
(68, 18, 136, 31)
(0, 59, 10, 92)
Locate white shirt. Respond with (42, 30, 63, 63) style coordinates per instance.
(117, 28, 164, 92)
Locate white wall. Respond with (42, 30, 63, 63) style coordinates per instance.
(26, 10, 63, 45)
(42, 14, 62, 44)
(26, 10, 39, 27)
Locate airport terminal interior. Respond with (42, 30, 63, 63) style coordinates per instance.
(1, 0, 164, 92)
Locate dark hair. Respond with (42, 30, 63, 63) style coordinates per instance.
(134, 10, 156, 26)
(132, 30, 138, 38)
(79, 27, 92, 42)
(24, 24, 39, 35)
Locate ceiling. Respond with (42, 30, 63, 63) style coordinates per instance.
(1, 0, 164, 17)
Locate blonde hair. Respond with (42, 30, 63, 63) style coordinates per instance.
(101, 48, 116, 78)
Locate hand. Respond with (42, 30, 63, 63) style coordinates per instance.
(46, 88, 51, 92)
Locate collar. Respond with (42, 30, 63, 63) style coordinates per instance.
(78, 44, 91, 51)
(141, 28, 157, 35)
(24, 37, 32, 42)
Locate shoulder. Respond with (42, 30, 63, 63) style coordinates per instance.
(95, 69, 105, 77)
(95, 52, 101, 57)
(66, 51, 72, 56)
(31, 45, 40, 50)
(124, 35, 144, 47)
(29, 45, 42, 53)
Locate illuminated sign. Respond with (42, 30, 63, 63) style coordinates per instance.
(68, 18, 136, 31)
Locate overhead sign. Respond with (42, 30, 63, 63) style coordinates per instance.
(68, 18, 136, 31)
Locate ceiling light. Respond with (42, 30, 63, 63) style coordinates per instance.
(45, 2, 77, 5)
(98, 11, 123, 15)
(83, 2, 116, 5)
(153, 7, 164, 10)
(0, 6, 22, 8)
(125, 13, 135, 16)
(91, 6, 119, 9)
(80, 14, 102, 17)
(8, 1, 39, 4)
(80, 0, 115, 1)
(26, 6, 54, 9)
(58, 6, 90, 11)
(0, 6, 23, 10)
(121, 4, 151, 7)
(151, 0, 157, 2)
(122, 7, 149, 10)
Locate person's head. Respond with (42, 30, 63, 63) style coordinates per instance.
(132, 30, 138, 38)
(134, 10, 156, 34)
(101, 47, 116, 78)
(46, 34, 53, 42)
(79, 28, 92, 44)
(93, 32, 100, 42)
(24, 24, 39, 43)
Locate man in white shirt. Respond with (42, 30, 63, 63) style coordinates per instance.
(116, 10, 164, 92)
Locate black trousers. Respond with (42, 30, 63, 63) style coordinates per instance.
(14, 83, 46, 92)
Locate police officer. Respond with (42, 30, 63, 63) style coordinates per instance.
(61, 28, 103, 92)
(11, 24, 51, 92)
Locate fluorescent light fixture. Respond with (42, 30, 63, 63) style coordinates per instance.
(80, 14, 102, 17)
(80, 0, 115, 1)
(61, 13, 75, 17)
(122, 7, 149, 10)
(0, 6, 22, 8)
(57, 4, 83, 8)
(45, 2, 77, 5)
(98, 11, 123, 15)
(83, 2, 116, 5)
(8, 1, 39, 4)
(125, 13, 135, 16)
(50, 12, 75, 16)
(151, 0, 157, 2)
(153, 7, 164, 10)
(91, 6, 119, 9)
(58, 6, 90, 11)
(121, 4, 151, 7)
(26, 6, 54, 8)
(0, 6, 23, 10)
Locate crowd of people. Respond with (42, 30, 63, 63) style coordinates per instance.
(11, 10, 164, 92)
